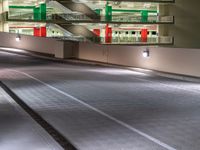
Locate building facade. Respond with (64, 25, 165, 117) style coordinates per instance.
(0, 0, 175, 45)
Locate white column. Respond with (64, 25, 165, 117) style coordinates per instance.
(3, 0, 9, 12)
(3, 22, 9, 32)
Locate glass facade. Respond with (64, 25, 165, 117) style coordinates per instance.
(0, 0, 174, 45)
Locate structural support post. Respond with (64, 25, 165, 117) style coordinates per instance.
(105, 3, 112, 21)
(105, 24, 112, 43)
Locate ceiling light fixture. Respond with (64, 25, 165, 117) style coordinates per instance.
(143, 48, 150, 58)
(16, 33, 21, 42)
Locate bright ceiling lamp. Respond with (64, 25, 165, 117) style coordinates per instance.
(143, 48, 150, 58)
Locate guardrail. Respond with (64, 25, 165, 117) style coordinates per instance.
(100, 36, 174, 45)
(101, 15, 174, 24)
(5, 11, 174, 24)
(106, 0, 175, 3)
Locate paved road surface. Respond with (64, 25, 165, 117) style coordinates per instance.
(1, 50, 200, 150)
(0, 87, 63, 150)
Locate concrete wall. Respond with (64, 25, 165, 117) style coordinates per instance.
(0, 32, 77, 58)
(1, 32, 200, 78)
(78, 42, 200, 77)
(0, 0, 199, 78)
(168, 0, 200, 48)
(55, 41, 79, 59)
(0, 32, 60, 55)
(78, 42, 108, 62)
(77, 1, 200, 77)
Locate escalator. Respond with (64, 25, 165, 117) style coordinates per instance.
(52, 13, 100, 42)
(54, 0, 100, 20)
(3, 9, 100, 43)
(57, 23, 100, 42)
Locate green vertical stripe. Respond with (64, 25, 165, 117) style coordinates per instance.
(34, 7, 40, 21)
(40, 3, 46, 20)
(141, 10, 148, 22)
(105, 4, 112, 21)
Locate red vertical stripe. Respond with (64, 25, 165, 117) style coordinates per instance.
(34, 27, 40, 37)
(105, 24, 112, 43)
(93, 29, 101, 37)
(40, 27, 47, 37)
(141, 29, 148, 42)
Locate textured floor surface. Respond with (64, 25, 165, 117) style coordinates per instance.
(1, 50, 200, 150)
(0, 87, 63, 150)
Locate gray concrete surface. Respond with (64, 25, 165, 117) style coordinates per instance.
(1, 50, 200, 150)
(0, 87, 63, 150)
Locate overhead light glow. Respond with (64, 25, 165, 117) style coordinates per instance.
(143, 48, 150, 58)
(0, 47, 26, 53)
(16, 34, 21, 42)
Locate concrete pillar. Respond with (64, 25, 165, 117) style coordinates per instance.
(0, 0, 9, 32)
(159, 4, 170, 16)
(158, 4, 170, 37)
(0, 0, 3, 31)
(2, 0, 8, 12)
(3, 22, 9, 32)
(0, 0, 3, 13)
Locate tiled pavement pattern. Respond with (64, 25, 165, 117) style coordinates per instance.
(1, 51, 200, 150)
(0, 87, 63, 150)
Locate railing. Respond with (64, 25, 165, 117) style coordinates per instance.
(8, 12, 34, 20)
(6, 11, 174, 24)
(51, 13, 90, 21)
(100, 36, 174, 45)
(101, 15, 174, 23)
(106, 0, 175, 2)
(71, 36, 174, 45)
(159, 16, 174, 23)
(159, 36, 174, 44)
(6, 11, 91, 21)
(51, 36, 86, 41)
(51, 14, 174, 24)
(73, 0, 175, 3)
